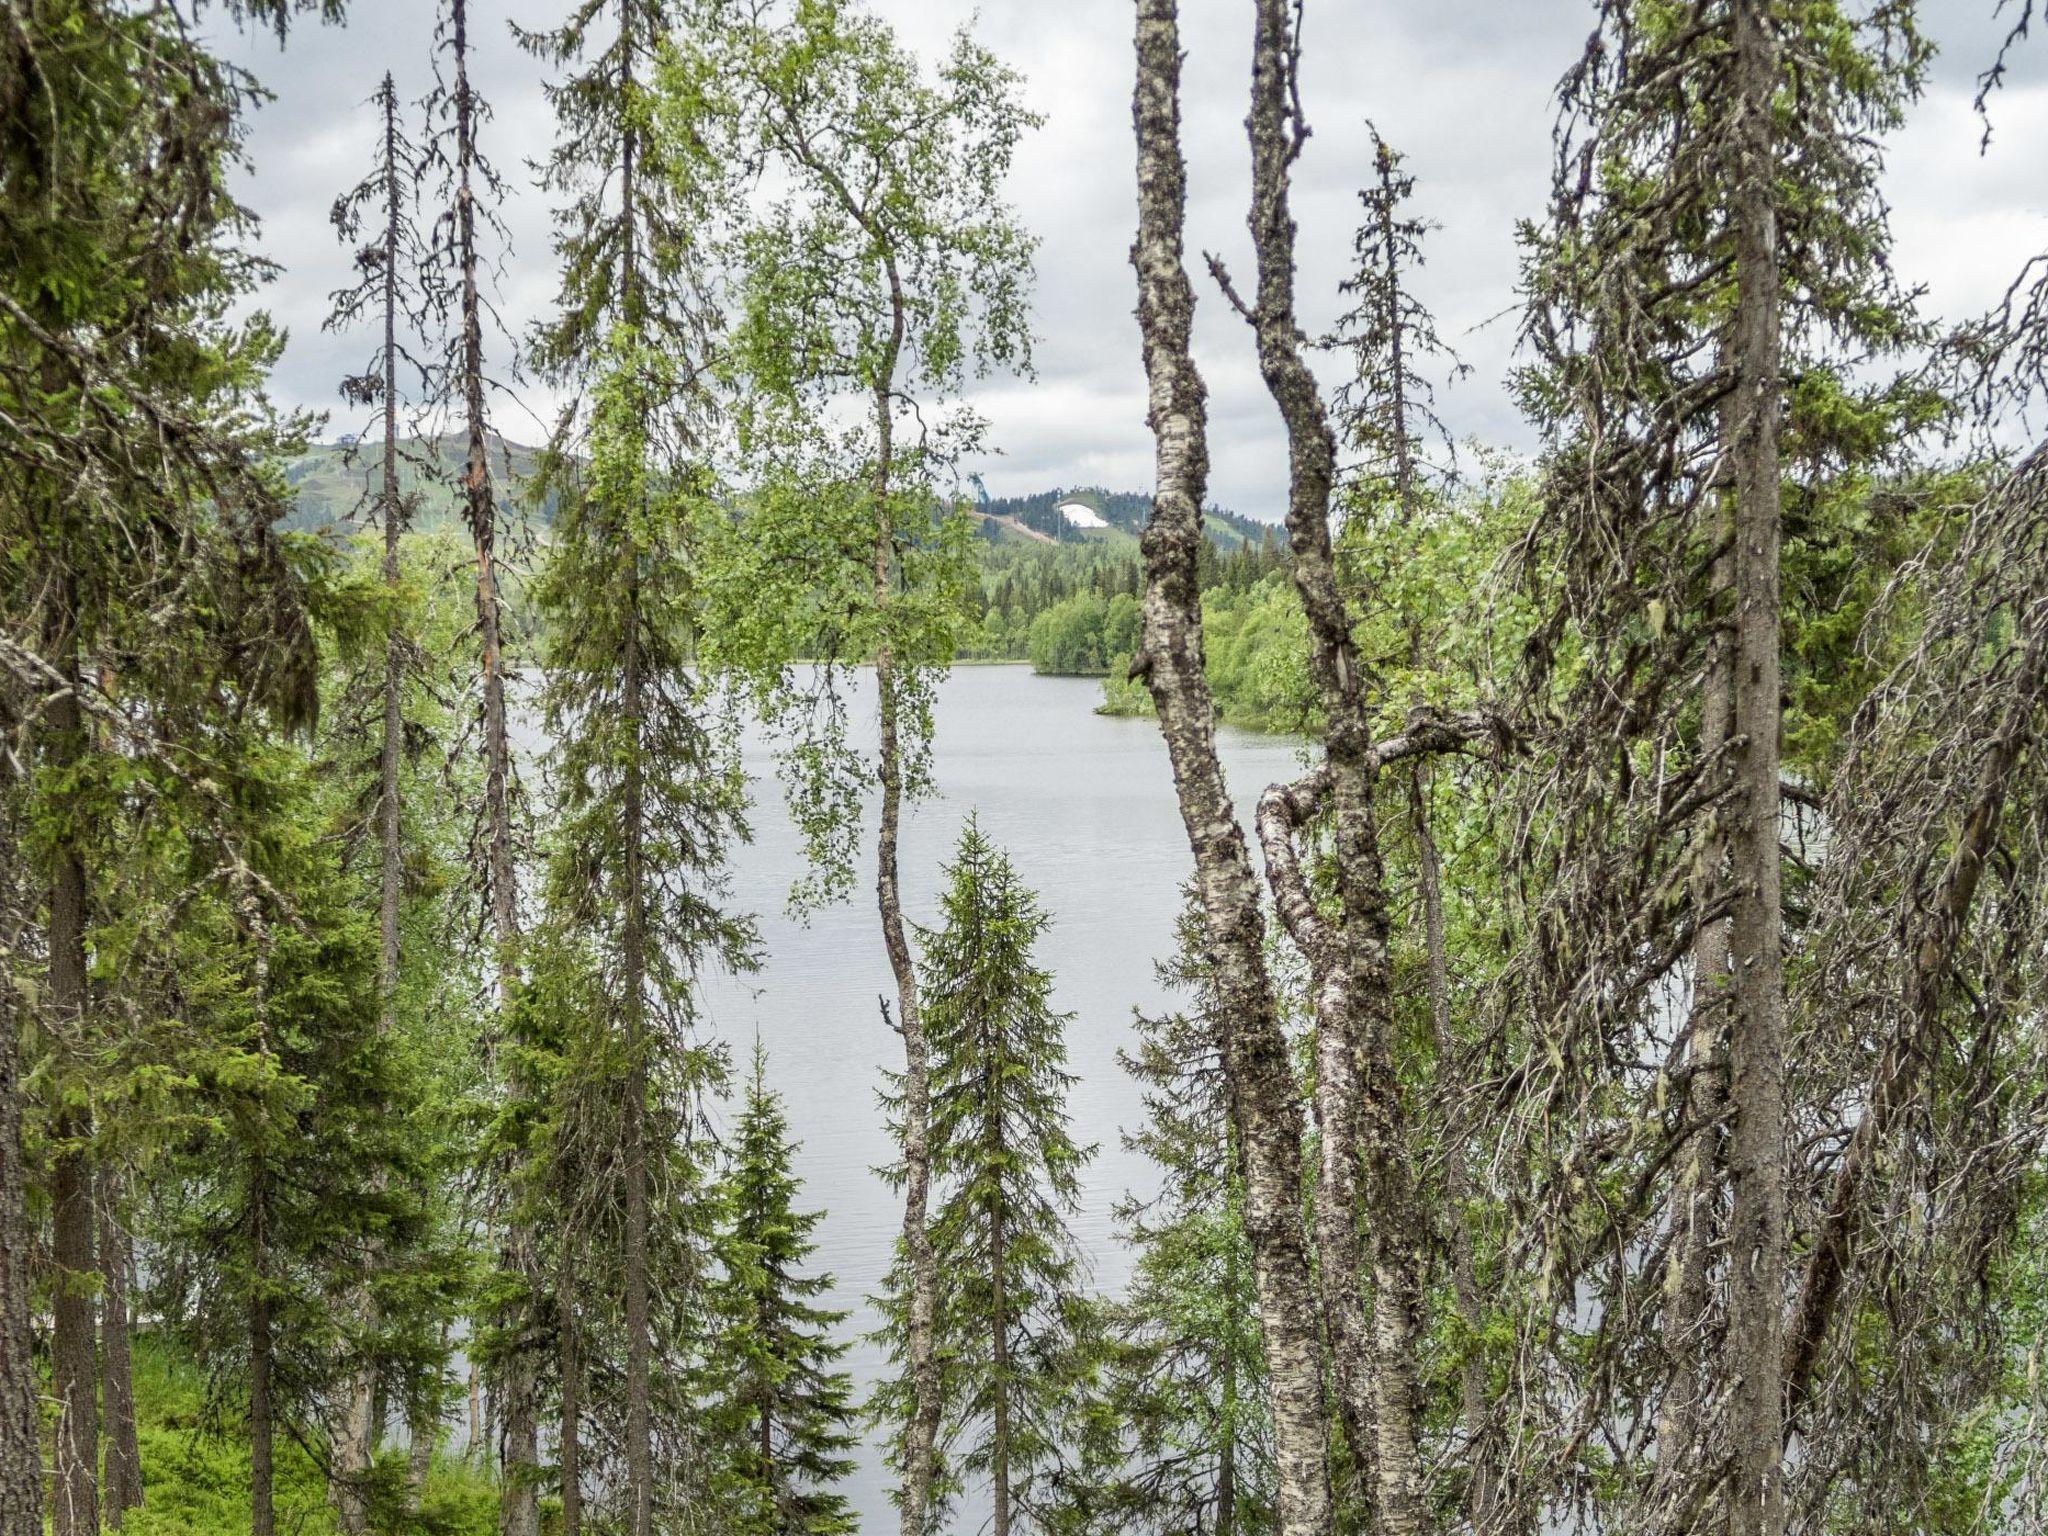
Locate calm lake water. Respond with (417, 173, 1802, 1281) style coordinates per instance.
(695, 664, 1304, 1530)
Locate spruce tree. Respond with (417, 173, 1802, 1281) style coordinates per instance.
(891, 818, 1096, 1536)
(519, 3, 753, 1528)
(706, 1043, 859, 1536)
(1513, 3, 1933, 1530)
(322, 70, 435, 1530)
(0, 3, 340, 1528)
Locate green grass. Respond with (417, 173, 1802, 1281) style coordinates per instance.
(110, 1336, 497, 1536)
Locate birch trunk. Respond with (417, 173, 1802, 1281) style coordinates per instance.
(1241, 6, 1422, 1528)
(1131, 10, 1332, 1533)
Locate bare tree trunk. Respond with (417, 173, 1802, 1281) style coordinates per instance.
(100, 1166, 143, 1526)
(559, 1272, 582, 1536)
(251, 1164, 276, 1536)
(870, 263, 944, 1535)
(1240, 6, 1421, 1529)
(1723, 6, 1787, 1532)
(48, 604, 99, 1536)
(1130, 10, 1331, 1533)
(339, 80, 408, 1536)
(1258, 776, 1375, 1515)
(443, 7, 534, 1531)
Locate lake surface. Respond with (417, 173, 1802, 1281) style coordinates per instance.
(697, 664, 1304, 1530)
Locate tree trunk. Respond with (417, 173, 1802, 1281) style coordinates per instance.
(48, 605, 99, 1536)
(1723, 5, 1787, 1532)
(339, 80, 408, 1536)
(1653, 498, 1734, 1536)
(1130, 10, 1331, 1534)
(251, 1165, 276, 1536)
(444, 7, 534, 1531)
(100, 1166, 143, 1526)
(873, 288, 944, 1536)
(559, 1273, 581, 1536)
(0, 762, 41, 1536)
(989, 1092, 1011, 1536)
(1258, 777, 1374, 1517)
(1241, 5, 1422, 1530)
(621, 603, 653, 1536)
(615, 17, 656, 1525)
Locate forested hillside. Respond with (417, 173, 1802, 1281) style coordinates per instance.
(5, 3, 2048, 1536)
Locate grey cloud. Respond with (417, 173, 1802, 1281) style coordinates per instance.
(217, 0, 2048, 524)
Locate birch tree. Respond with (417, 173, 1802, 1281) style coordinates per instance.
(667, 9, 1037, 1528)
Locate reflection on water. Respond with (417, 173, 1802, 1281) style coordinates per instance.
(696, 665, 1304, 1530)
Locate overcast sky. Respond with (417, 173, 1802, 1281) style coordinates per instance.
(212, 0, 2048, 523)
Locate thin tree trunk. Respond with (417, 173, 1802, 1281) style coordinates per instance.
(989, 1093, 1011, 1536)
(0, 756, 40, 1536)
(1241, 6, 1422, 1530)
(615, 14, 656, 1526)
(339, 80, 408, 1536)
(1723, 5, 1787, 1531)
(251, 1163, 276, 1536)
(48, 601, 99, 1536)
(559, 1271, 581, 1536)
(621, 609, 653, 1536)
(445, 7, 534, 1530)
(1130, 10, 1331, 1534)
(100, 1166, 143, 1525)
(1653, 496, 1734, 1536)
(872, 277, 944, 1536)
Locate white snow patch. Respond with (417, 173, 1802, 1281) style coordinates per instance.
(1057, 500, 1108, 530)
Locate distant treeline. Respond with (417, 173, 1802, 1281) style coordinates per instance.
(960, 533, 1292, 682)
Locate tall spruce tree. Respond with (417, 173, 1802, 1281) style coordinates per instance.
(417, 4, 541, 1528)
(1512, 2, 1933, 1530)
(705, 1043, 859, 1536)
(323, 71, 435, 1530)
(0, 2, 341, 1528)
(519, 2, 753, 1530)
(896, 818, 1096, 1536)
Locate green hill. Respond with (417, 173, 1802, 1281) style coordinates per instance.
(277, 434, 551, 534)
(278, 439, 1278, 554)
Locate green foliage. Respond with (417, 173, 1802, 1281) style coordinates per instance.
(118, 1335, 494, 1536)
(666, 0, 1039, 906)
